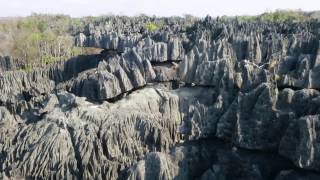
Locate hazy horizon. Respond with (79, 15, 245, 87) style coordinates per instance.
(0, 0, 319, 18)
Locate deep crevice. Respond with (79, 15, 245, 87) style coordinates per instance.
(277, 85, 316, 91)
(150, 60, 182, 66)
(105, 84, 147, 103)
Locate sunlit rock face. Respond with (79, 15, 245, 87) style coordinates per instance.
(0, 16, 320, 179)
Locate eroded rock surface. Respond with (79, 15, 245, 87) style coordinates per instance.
(0, 16, 320, 179)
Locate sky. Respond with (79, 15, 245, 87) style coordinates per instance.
(0, 0, 319, 17)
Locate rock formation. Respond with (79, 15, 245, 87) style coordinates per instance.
(0, 15, 319, 179)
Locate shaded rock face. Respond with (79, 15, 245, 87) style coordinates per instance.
(275, 170, 320, 180)
(0, 16, 320, 180)
(67, 50, 155, 102)
(279, 115, 320, 171)
(0, 56, 18, 72)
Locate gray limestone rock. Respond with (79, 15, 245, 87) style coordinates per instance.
(279, 115, 320, 171)
(1, 15, 320, 179)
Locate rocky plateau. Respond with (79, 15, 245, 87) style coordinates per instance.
(0, 16, 319, 179)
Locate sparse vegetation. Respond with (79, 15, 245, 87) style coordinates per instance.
(0, 13, 86, 66)
(145, 21, 164, 32)
(21, 64, 33, 72)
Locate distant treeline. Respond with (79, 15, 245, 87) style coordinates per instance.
(228, 9, 320, 22)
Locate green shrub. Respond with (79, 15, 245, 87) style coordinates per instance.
(42, 55, 60, 65)
(71, 47, 83, 56)
(22, 64, 33, 72)
(145, 22, 162, 32)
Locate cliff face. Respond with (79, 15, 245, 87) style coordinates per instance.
(0, 16, 319, 180)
